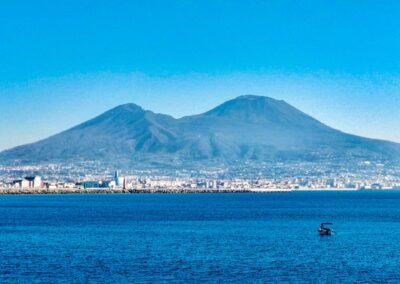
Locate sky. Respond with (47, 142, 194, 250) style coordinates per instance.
(1, 0, 400, 150)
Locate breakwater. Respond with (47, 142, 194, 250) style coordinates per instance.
(0, 187, 292, 195)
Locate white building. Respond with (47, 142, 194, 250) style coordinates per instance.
(13, 176, 42, 189)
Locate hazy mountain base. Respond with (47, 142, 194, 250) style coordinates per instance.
(1, 157, 399, 181)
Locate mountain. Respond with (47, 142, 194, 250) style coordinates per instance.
(1, 95, 400, 168)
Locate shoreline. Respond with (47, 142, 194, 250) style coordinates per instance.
(1, 188, 394, 195)
(0, 188, 295, 195)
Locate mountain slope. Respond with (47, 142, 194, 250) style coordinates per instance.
(175, 95, 400, 160)
(0, 103, 178, 163)
(1, 95, 399, 166)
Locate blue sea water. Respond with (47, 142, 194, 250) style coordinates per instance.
(1, 191, 400, 283)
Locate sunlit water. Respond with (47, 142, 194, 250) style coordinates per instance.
(1, 191, 400, 282)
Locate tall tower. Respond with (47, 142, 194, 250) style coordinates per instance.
(115, 170, 120, 186)
(123, 177, 127, 190)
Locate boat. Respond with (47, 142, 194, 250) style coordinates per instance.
(319, 222, 334, 235)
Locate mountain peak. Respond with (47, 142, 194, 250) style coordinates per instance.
(108, 103, 144, 114)
(204, 95, 291, 120)
(69, 103, 146, 131)
(235, 94, 282, 102)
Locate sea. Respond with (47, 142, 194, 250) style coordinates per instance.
(1, 191, 400, 283)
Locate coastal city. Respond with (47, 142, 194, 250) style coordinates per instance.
(1, 160, 399, 193)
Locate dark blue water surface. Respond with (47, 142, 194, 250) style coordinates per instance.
(1, 191, 400, 283)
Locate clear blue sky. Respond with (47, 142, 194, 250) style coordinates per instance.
(1, 0, 400, 150)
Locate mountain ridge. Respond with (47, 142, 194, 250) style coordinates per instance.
(1, 95, 399, 167)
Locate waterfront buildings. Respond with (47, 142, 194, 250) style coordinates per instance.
(11, 176, 42, 189)
(1, 160, 400, 192)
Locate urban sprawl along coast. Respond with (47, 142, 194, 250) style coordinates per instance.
(1, 160, 400, 194)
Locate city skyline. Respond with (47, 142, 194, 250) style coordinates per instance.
(1, 1, 400, 150)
